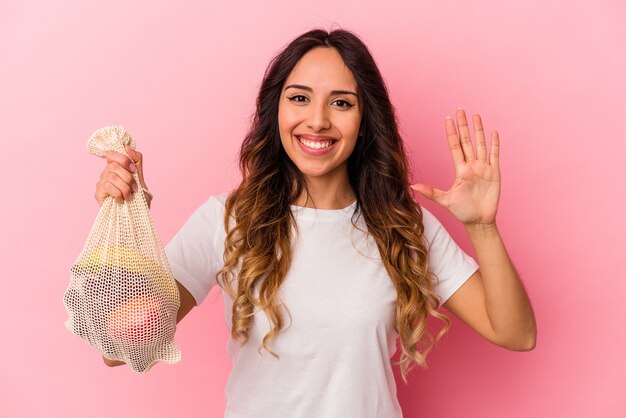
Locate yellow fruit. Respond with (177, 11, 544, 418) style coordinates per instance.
(73, 246, 164, 276)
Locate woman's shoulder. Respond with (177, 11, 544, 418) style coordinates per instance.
(419, 205, 437, 225)
(209, 191, 231, 206)
(194, 191, 232, 216)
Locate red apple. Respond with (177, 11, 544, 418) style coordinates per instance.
(106, 294, 165, 345)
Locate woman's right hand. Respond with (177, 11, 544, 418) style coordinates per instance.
(96, 144, 149, 368)
(95, 145, 150, 206)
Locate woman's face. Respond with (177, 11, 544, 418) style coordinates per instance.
(278, 47, 362, 183)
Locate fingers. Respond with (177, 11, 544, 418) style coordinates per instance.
(490, 130, 500, 168)
(472, 114, 487, 162)
(124, 145, 146, 186)
(448, 110, 497, 167)
(124, 145, 142, 167)
(456, 109, 475, 162)
(96, 149, 141, 206)
(105, 150, 136, 172)
(96, 163, 137, 205)
(445, 117, 465, 168)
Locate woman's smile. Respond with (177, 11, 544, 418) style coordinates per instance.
(295, 134, 338, 155)
(278, 46, 362, 182)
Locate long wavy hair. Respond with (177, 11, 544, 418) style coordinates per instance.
(216, 28, 451, 383)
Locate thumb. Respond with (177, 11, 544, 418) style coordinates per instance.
(410, 184, 445, 205)
(124, 144, 142, 165)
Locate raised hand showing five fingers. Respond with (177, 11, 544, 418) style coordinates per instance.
(411, 109, 501, 226)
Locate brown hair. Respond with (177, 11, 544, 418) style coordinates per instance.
(216, 28, 450, 383)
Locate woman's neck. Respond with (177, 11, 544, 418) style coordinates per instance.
(294, 173, 356, 210)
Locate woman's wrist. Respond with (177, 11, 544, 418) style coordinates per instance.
(464, 222, 499, 243)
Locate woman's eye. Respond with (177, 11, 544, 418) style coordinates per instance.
(288, 95, 308, 103)
(333, 99, 354, 108)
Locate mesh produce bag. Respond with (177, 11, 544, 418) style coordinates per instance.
(63, 126, 181, 373)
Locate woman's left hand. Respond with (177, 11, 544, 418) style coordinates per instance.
(411, 109, 500, 226)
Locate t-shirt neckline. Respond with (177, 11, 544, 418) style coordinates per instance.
(290, 200, 358, 221)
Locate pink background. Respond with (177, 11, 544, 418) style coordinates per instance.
(1, 0, 624, 417)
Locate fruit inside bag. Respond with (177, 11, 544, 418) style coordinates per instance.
(63, 126, 181, 373)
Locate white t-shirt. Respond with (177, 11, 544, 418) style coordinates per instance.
(165, 193, 479, 418)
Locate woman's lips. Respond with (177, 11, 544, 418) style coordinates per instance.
(296, 135, 337, 156)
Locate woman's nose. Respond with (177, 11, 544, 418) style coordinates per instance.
(306, 102, 331, 132)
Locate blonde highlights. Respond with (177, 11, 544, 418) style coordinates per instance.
(216, 28, 453, 383)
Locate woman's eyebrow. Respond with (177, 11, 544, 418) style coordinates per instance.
(284, 84, 358, 97)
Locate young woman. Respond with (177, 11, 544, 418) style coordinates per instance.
(95, 29, 536, 417)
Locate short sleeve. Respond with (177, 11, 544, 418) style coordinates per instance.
(421, 206, 479, 307)
(164, 195, 226, 305)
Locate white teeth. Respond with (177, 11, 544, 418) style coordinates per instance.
(298, 137, 333, 149)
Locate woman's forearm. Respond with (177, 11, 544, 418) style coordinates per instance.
(465, 222, 537, 350)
